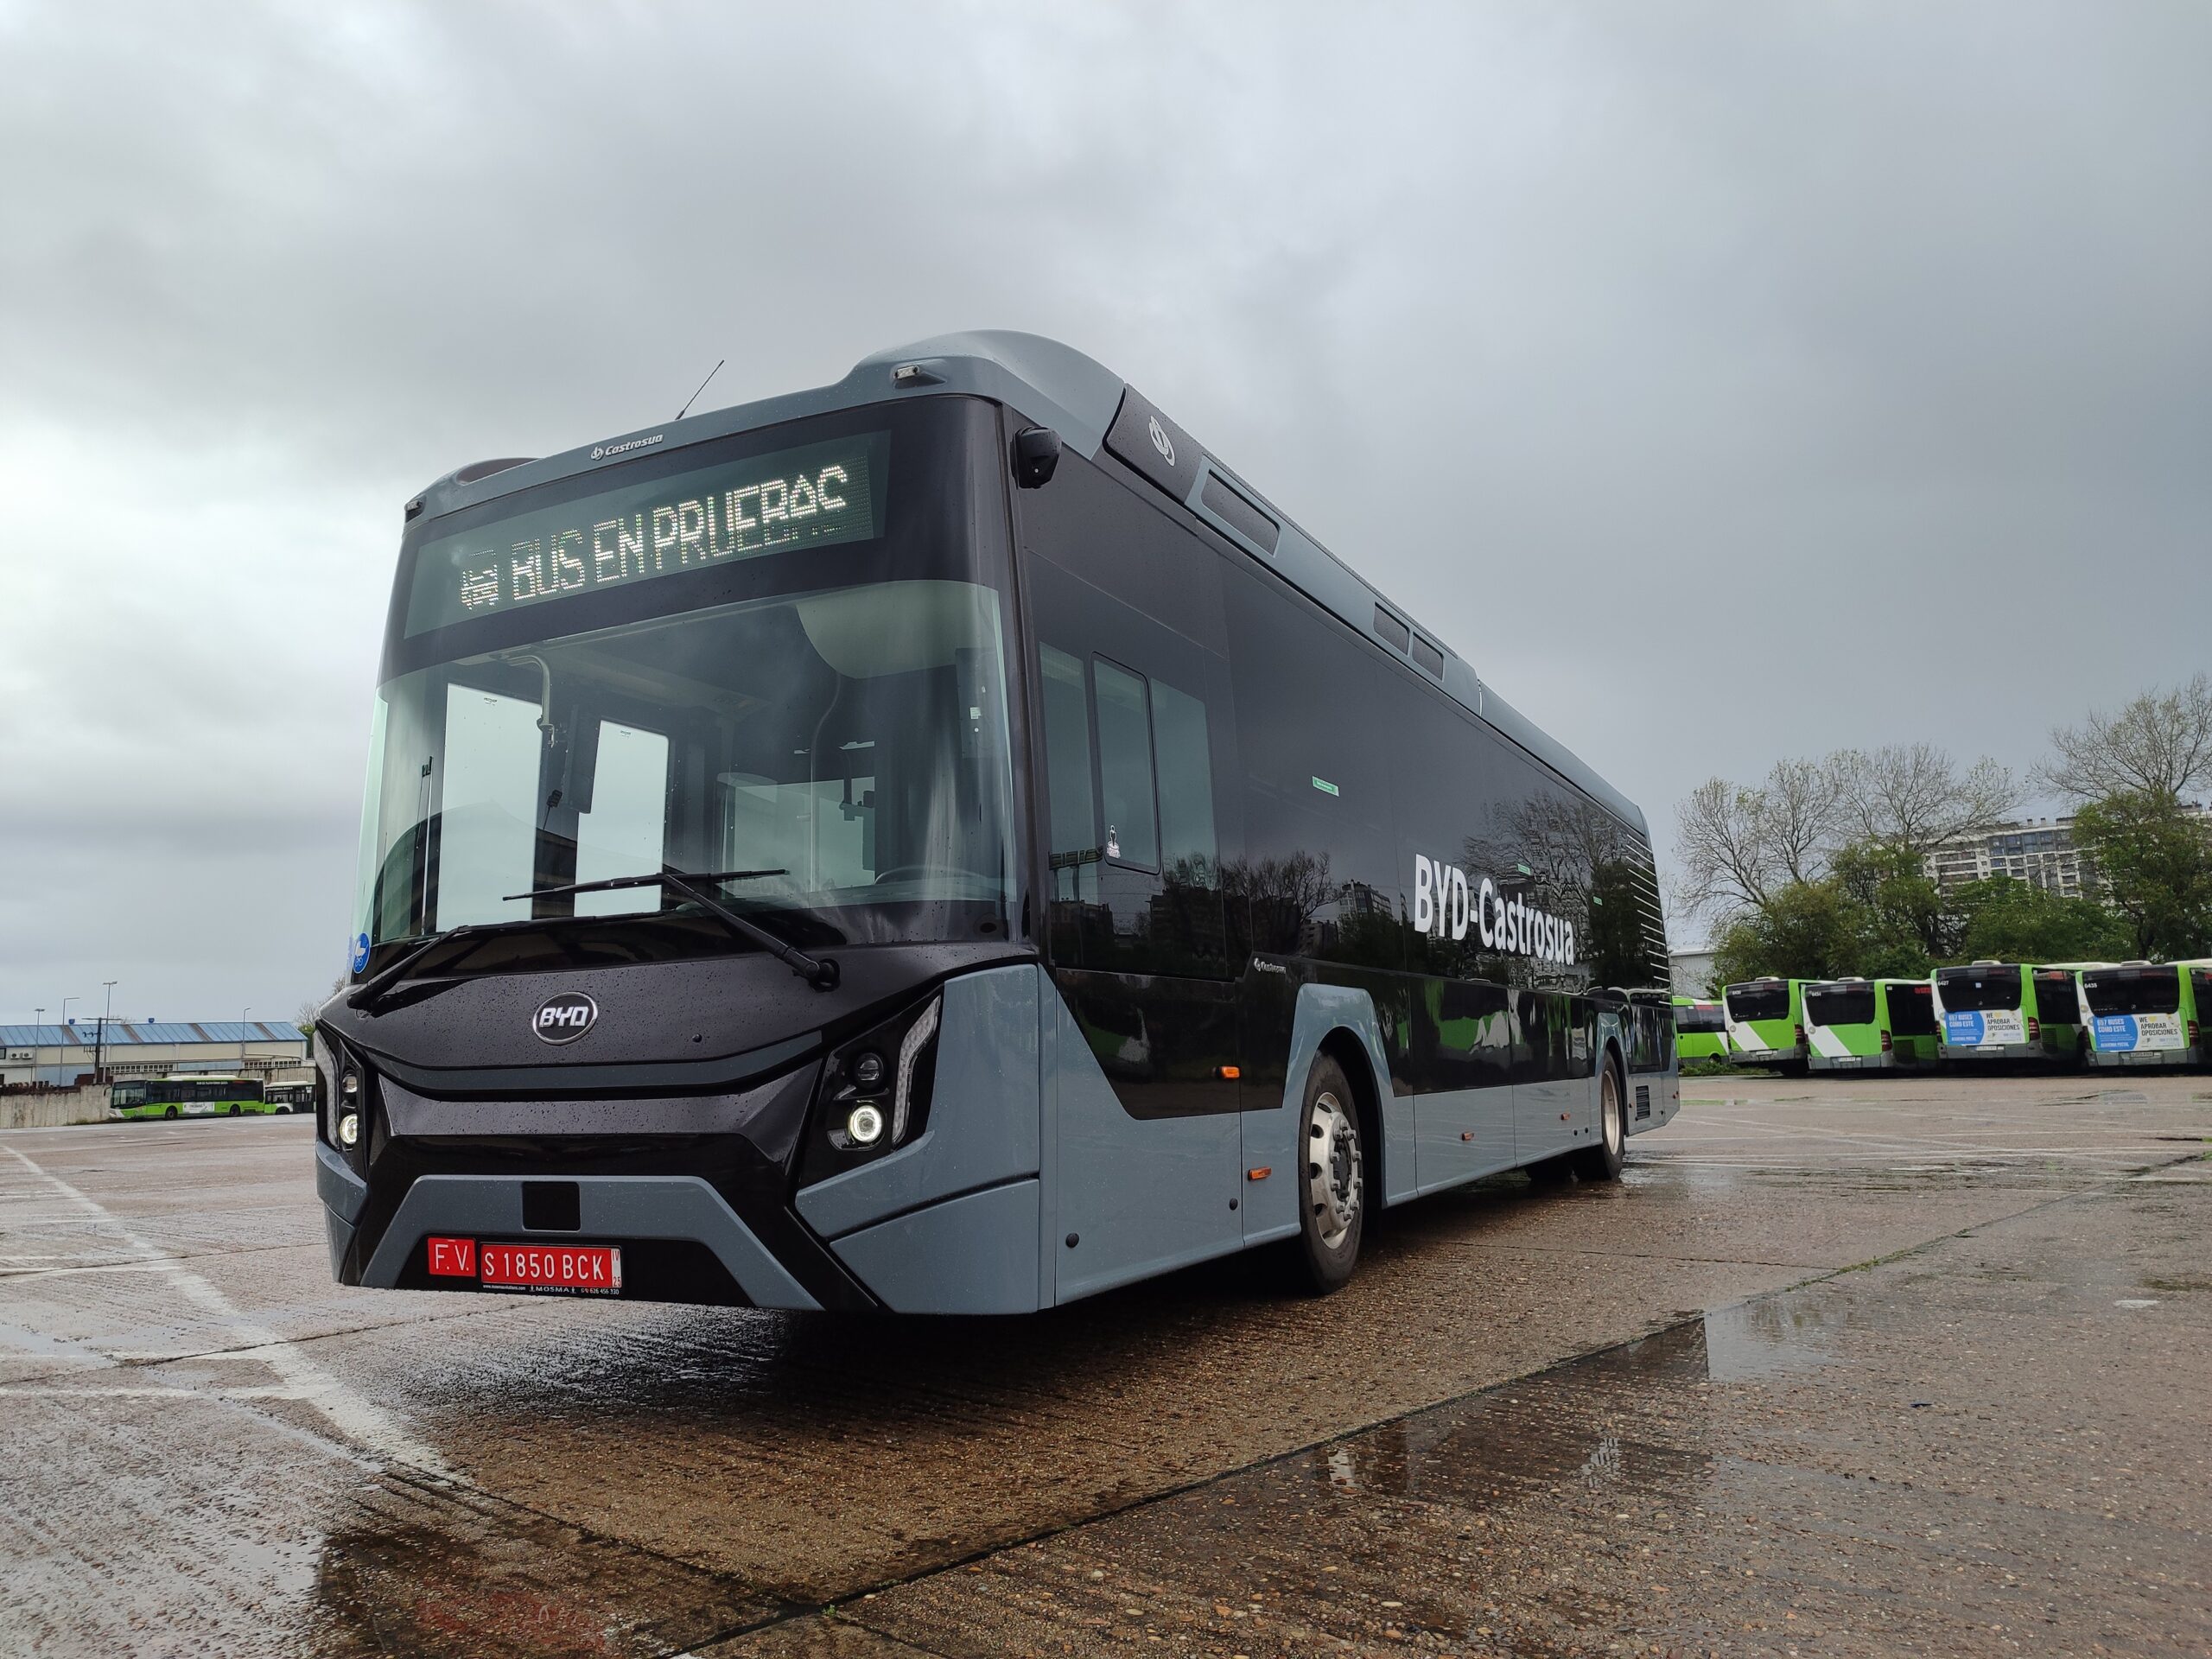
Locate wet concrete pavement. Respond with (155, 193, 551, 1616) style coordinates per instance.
(2, 1075, 2207, 1656)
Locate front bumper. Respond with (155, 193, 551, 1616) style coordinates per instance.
(317, 963, 1050, 1314)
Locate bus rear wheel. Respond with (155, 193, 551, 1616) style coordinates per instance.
(228, 1104, 241, 1116)
(1294, 1055, 1364, 1294)
(163, 1106, 180, 1120)
(1571, 1063, 1626, 1182)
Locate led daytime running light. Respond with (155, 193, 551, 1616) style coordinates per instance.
(892, 995, 941, 1144)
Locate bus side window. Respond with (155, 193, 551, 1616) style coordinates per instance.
(1152, 679, 1218, 891)
(1093, 659, 1159, 870)
(1039, 646, 1099, 901)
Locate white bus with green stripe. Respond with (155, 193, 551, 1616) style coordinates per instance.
(1802, 978, 1939, 1071)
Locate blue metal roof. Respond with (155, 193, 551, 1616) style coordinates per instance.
(0, 1021, 305, 1046)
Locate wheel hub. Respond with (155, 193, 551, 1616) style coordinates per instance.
(1306, 1091, 1362, 1249)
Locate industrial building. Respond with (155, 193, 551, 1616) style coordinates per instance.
(0, 1020, 309, 1089)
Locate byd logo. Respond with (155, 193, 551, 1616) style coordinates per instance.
(532, 993, 599, 1045)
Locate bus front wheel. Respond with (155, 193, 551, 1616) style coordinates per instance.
(1294, 1055, 1364, 1294)
(163, 1106, 179, 1120)
(228, 1104, 241, 1116)
(1571, 1063, 1627, 1183)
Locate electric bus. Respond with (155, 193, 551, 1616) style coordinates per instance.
(313, 332, 1675, 1314)
(1802, 977, 1939, 1071)
(1722, 978, 1808, 1071)
(2081, 960, 2210, 1069)
(1931, 962, 2093, 1064)
(110, 1076, 269, 1120)
(1670, 995, 1729, 1063)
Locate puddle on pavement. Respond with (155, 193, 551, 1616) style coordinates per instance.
(1290, 1301, 1844, 1509)
(296, 1304, 1837, 1656)
(302, 1477, 779, 1658)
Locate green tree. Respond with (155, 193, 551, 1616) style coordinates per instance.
(1949, 876, 2131, 965)
(1710, 880, 1859, 987)
(1829, 842, 1950, 975)
(2071, 791, 2212, 960)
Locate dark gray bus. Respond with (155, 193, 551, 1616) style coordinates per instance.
(314, 332, 1674, 1313)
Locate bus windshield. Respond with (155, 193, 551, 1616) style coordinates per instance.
(1804, 984, 1875, 1027)
(2082, 967, 2180, 1015)
(2032, 969, 2083, 1024)
(1726, 982, 1789, 1023)
(353, 576, 1017, 958)
(1936, 966, 2023, 1011)
(1887, 982, 1938, 1036)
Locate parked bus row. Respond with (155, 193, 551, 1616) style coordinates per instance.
(1677, 958, 2212, 1074)
(109, 1077, 314, 1119)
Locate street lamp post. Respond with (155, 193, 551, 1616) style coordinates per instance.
(95, 982, 117, 1085)
(240, 1007, 251, 1073)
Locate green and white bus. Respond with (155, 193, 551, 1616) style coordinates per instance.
(1931, 962, 2094, 1064)
(2081, 960, 2210, 1070)
(1670, 995, 1730, 1063)
(1802, 977, 1939, 1071)
(109, 1076, 270, 1120)
(1723, 978, 1808, 1071)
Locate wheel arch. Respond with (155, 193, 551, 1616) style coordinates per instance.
(1315, 1025, 1386, 1213)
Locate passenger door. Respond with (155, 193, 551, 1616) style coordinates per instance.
(1022, 470, 1244, 1301)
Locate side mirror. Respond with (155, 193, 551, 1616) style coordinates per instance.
(1013, 425, 1062, 489)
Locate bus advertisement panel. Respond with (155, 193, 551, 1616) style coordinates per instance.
(2081, 962, 2209, 1069)
(312, 332, 1675, 1314)
(1723, 978, 1807, 1071)
(1803, 978, 1939, 1071)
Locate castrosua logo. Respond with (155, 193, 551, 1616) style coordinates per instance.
(589, 433, 665, 461)
(1410, 855, 1577, 965)
(1147, 415, 1174, 467)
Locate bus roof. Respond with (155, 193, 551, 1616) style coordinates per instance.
(405, 331, 1647, 836)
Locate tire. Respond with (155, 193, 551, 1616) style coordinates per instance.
(163, 1106, 180, 1120)
(1293, 1055, 1365, 1294)
(1571, 1061, 1627, 1182)
(228, 1103, 242, 1116)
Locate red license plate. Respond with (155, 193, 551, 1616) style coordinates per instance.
(427, 1236, 622, 1294)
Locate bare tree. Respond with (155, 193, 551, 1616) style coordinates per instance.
(1672, 760, 1840, 921)
(1827, 743, 2018, 854)
(2037, 673, 2212, 804)
(296, 976, 344, 1030)
(1764, 758, 1841, 882)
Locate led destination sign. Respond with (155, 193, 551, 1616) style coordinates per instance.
(405, 433, 887, 635)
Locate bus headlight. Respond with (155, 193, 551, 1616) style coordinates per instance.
(336, 1111, 361, 1148)
(810, 989, 946, 1171)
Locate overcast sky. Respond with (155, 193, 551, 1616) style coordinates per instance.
(3, 1, 2206, 1020)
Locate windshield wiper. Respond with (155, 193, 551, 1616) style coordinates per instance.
(502, 867, 840, 990)
(346, 917, 547, 1012)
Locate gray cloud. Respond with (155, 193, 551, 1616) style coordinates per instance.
(2, 0, 2206, 1013)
